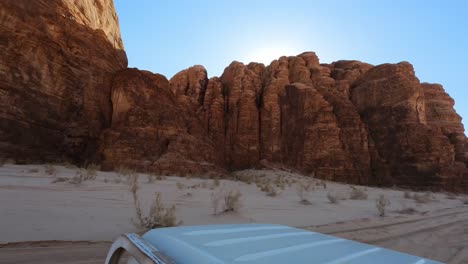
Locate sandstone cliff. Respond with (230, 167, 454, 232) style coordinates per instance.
(1, 1, 466, 191)
(0, 0, 127, 162)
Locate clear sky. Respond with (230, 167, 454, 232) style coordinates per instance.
(114, 0, 467, 130)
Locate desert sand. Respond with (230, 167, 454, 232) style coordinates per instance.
(0, 163, 467, 263)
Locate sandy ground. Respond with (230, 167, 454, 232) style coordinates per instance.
(0, 163, 467, 263)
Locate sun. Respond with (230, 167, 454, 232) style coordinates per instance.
(242, 46, 301, 65)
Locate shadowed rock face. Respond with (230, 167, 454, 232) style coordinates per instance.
(0, 0, 127, 162)
(1, 1, 466, 191)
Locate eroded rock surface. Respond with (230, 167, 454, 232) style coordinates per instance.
(1, 1, 466, 190)
(0, 0, 127, 162)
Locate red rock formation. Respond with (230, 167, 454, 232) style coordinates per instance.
(100, 69, 222, 175)
(0, 0, 127, 162)
(351, 62, 464, 188)
(1, 0, 466, 190)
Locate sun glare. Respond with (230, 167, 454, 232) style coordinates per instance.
(242, 46, 302, 65)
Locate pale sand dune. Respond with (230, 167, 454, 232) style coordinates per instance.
(0, 164, 467, 263)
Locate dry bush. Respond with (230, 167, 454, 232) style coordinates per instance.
(176, 182, 185, 190)
(396, 207, 417, 214)
(462, 197, 468, 205)
(317, 180, 327, 189)
(51, 177, 68, 184)
(212, 178, 220, 188)
(211, 189, 222, 215)
(201, 182, 209, 189)
(376, 194, 390, 217)
(403, 191, 412, 199)
(69, 170, 83, 185)
(104, 177, 108, 183)
(84, 166, 97, 181)
(349, 186, 368, 200)
(327, 192, 339, 204)
(237, 174, 254, 185)
(297, 181, 313, 205)
(28, 168, 39, 173)
(133, 192, 178, 229)
(67, 168, 96, 185)
(413, 192, 432, 204)
(147, 175, 154, 184)
(44, 164, 57, 176)
(445, 193, 457, 200)
(62, 162, 77, 169)
(114, 175, 122, 184)
(156, 175, 166, 181)
(222, 190, 242, 213)
(259, 183, 278, 197)
(128, 173, 139, 194)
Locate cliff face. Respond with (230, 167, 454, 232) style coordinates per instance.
(101, 51, 467, 190)
(1, 1, 466, 191)
(0, 0, 127, 162)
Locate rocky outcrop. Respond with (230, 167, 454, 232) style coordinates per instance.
(1, 1, 466, 190)
(99, 69, 222, 175)
(0, 0, 127, 162)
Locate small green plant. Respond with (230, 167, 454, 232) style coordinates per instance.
(376, 194, 390, 217)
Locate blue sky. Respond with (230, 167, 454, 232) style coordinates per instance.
(115, 0, 467, 130)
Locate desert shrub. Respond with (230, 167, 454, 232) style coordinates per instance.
(176, 182, 185, 190)
(147, 175, 155, 184)
(403, 191, 412, 199)
(349, 186, 368, 200)
(237, 174, 254, 184)
(69, 170, 83, 185)
(211, 188, 243, 215)
(114, 175, 122, 184)
(445, 193, 457, 200)
(327, 192, 339, 204)
(297, 181, 313, 205)
(258, 183, 278, 197)
(396, 207, 417, 214)
(44, 164, 57, 176)
(51, 177, 68, 184)
(133, 192, 178, 229)
(62, 162, 77, 169)
(201, 182, 209, 189)
(212, 178, 220, 188)
(84, 166, 97, 181)
(104, 177, 108, 183)
(462, 197, 468, 205)
(28, 168, 39, 173)
(222, 190, 242, 213)
(317, 180, 327, 189)
(376, 194, 390, 217)
(128, 173, 139, 194)
(211, 190, 222, 215)
(413, 192, 432, 203)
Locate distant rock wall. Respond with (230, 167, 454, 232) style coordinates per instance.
(0, 0, 127, 162)
(1, 1, 466, 191)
